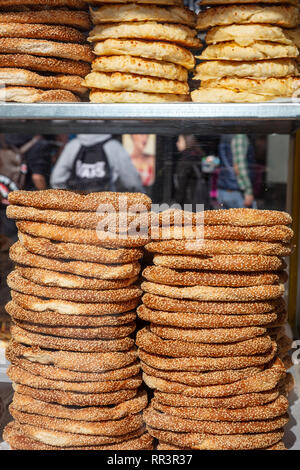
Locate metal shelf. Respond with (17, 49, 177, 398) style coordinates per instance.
(0, 102, 300, 134)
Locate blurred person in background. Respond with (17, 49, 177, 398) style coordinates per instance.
(174, 135, 214, 210)
(217, 134, 255, 209)
(129, 134, 155, 187)
(50, 134, 144, 193)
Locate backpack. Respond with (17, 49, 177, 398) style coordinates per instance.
(0, 135, 39, 204)
(67, 138, 114, 192)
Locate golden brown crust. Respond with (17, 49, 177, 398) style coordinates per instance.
(4, 422, 153, 450)
(141, 281, 284, 302)
(0, 54, 91, 77)
(6, 340, 138, 372)
(8, 271, 142, 303)
(0, 38, 94, 62)
(10, 323, 135, 352)
(0, 0, 86, 7)
(0, 10, 91, 30)
(6, 301, 137, 327)
(0, 68, 86, 94)
(137, 327, 272, 358)
(138, 342, 277, 371)
(16, 266, 138, 290)
(0, 23, 86, 43)
(147, 427, 284, 450)
(0, 86, 80, 103)
(144, 407, 288, 434)
(153, 254, 285, 272)
(13, 384, 138, 407)
(8, 189, 151, 211)
(199, 41, 298, 61)
(89, 90, 189, 103)
(142, 293, 285, 314)
(143, 266, 287, 287)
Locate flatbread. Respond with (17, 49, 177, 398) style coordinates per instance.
(0, 23, 86, 43)
(194, 59, 299, 80)
(201, 77, 300, 97)
(90, 90, 189, 103)
(84, 72, 189, 94)
(0, 68, 86, 94)
(0, 86, 80, 103)
(88, 0, 183, 4)
(90, 23, 201, 49)
(196, 5, 299, 30)
(201, 0, 298, 5)
(92, 56, 188, 81)
(206, 24, 297, 47)
(0, 10, 91, 30)
(0, 38, 93, 62)
(191, 88, 283, 103)
(91, 5, 196, 26)
(199, 42, 298, 61)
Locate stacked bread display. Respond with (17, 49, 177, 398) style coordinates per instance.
(192, 0, 300, 102)
(138, 208, 294, 450)
(0, 0, 93, 102)
(3, 189, 153, 450)
(83, 0, 200, 102)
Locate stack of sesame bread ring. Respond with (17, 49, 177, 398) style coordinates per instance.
(3, 189, 153, 450)
(138, 208, 294, 450)
(192, 0, 300, 103)
(83, 0, 200, 102)
(0, 0, 93, 102)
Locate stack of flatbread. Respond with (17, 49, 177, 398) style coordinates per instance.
(0, 0, 93, 102)
(83, 0, 200, 102)
(3, 189, 153, 450)
(192, 0, 300, 102)
(137, 208, 294, 450)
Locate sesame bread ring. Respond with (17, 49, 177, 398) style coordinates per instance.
(9, 356, 140, 383)
(8, 271, 142, 302)
(144, 407, 289, 435)
(13, 383, 138, 407)
(8, 365, 142, 394)
(0, 68, 86, 94)
(0, 38, 94, 62)
(8, 190, 151, 212)
(90, 5, 196, 27)
(137, 305, 280, 328)
(7, 205, 149, 231)
(6, 340, 138, 372)
(142, 294, 285, 314)
(147, 427, 284, 450)
(154, 389, 280, 410)
(157, 441, 286, 450)
(16, 267, 138, 290)
(0, 86, 80, 103)
(196, 5, 299, 30)
(4, 422, 153, 450)
(11, 290, 139, 316)
(137, 328, 273, 358)
(141, 361, 262, 387)
(10, 324, 135, 352)
(0, 23, 86, 43)
(153, 254, 285, 272)
(14, 319, 136, 340)
(138, 343, 277, 371)
(147, 240, 292, 256)
(152, 395, 288, 422)
(153, 225, 294, 243)
(10, 408, 144, 439)
(17, 221, 149, 248)
(142, 361, 285, 397)
(0, 54, 91, 77)
(0, 10, 91, 30)
(141, 281, 284, 302)
(143, 266, 287, 287)
(16, 236, 143, 264)
(0, 0, 86, 7)
(156, 208, 292, 227)
(150, 324, 267, 343)
(6, 301, 136, 327)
